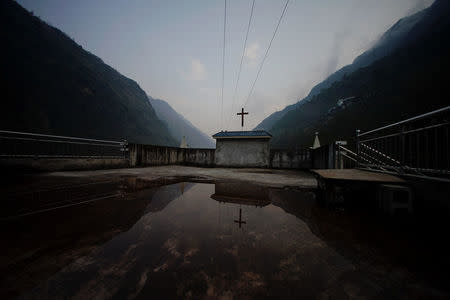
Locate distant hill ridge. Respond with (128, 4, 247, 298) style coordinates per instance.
(0, 0, 176, 145)
(255, 3, 435, 131)
(265, 0, 450, 148)
(148, 97, 215, 148)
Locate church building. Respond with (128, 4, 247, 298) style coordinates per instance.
(212, 130, 272, 167)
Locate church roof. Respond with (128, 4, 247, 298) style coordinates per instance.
(212, 130, 272, 139)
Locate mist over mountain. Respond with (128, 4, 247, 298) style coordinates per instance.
(148, 97, 215, 148)
(0, 0, 176, 146)
(255, 2, 438, 132)
(266, 0, 450, 148)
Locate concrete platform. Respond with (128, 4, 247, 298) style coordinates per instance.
(47, 165, 317, 189)
(312, 169, 405, 183)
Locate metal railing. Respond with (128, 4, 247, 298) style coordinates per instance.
(354, 106, 450, 181)
(336, 143, 358, 169)
(0, 130, 128, 158)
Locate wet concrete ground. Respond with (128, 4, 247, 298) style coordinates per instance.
(45, 165, 318, 189)
(1, 169, 449, 299)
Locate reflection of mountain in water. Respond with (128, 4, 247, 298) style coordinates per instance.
(270, 188, 394, 257)
(7, 181, 449, 298)
(270, 188, 450, 292)
(0, 179, 192, 299)
(143, 182, 196, 213)
(269, 189, 316, 221)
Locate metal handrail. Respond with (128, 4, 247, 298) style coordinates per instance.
(360, 150, 384, 165)
(0, 136, 123, 148)
(360, 121, 450, 143)
(0, 130, 128, 158)
(337, 145, 357, 157)
(359, 105, 450, 137)
(0, 130, 124, 145)
(338, 144, 372, 165)
(360, 143, 401, 165)
(352, 105, 450, 180)
(340, 152, 357, 163)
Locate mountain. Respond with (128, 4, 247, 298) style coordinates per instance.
(267, 0, 450, 149)
(148, 97, 215, 148)
(255, 3, 434, 132)
(0, 0, 176, 146)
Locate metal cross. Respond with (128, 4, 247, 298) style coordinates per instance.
(236, 108, 249, 128)
(234, 208, 246, 228)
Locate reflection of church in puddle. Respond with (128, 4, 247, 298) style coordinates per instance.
(211, 182, 270, 229)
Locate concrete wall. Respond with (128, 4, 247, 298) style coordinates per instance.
(129, 144, 184, 166)
(270, 149, 312, 169)
(185, 148, 215, 167)
(130, 143, 312, 169)
(1, 143, 316, 171)
(214, 139, 270, 167)
(128, 143, 214, 167)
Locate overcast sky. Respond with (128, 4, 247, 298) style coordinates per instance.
(18, 0, 433, 136)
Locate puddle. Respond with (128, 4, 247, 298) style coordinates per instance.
(0, 179, 449, 298)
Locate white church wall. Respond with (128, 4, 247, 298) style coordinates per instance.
(215, 139, 270, 167)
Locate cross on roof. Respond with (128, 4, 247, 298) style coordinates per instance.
(234, 208, 246, 228)
(237, 108, 249, 128)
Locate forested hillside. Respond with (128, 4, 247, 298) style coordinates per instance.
(0, 0, 176, 146)
(265, 0, 450, 148)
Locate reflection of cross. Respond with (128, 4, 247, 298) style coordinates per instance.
(237, 108, 249, 128)
(234, 208, 246, 228)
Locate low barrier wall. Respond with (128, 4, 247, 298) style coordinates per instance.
(129, 144, 312, 169)
(270, 149, 312, 169)
(1, 143, 328, 171)
(128, 144, 215, 167)
(185, 148, 215, 167)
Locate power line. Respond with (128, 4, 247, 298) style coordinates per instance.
(242, 0, 289, 109)
(220, 0, 227, 129)
(226, 0, 256, 129)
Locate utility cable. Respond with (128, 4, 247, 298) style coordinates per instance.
(226, 0, 256, 129)
(242, 0, 289, 109)
(220, 0, 227, 129)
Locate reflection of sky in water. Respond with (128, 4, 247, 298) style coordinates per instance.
(18, 182, 448, 299)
